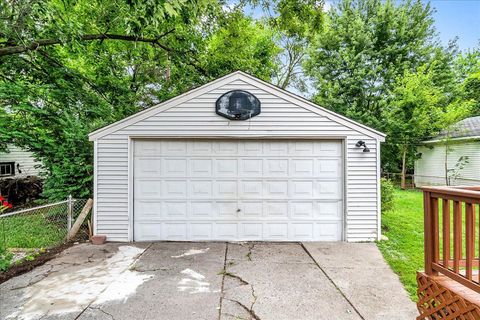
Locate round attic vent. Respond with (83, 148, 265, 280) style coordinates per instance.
(215, 90, 261, 120)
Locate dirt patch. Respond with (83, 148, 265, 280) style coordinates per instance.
(0, 242, 73, 284)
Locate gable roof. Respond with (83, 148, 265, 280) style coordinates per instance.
(89, 71, 386, 141)
(424, 116, 480, 143)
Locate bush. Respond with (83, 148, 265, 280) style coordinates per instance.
(381, 178, 395, 213)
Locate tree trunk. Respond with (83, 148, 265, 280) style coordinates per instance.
(445, 144, 449, 186)
(401, 147, 407, 190)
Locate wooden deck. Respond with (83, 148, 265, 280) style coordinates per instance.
(419, 186, 480, 319)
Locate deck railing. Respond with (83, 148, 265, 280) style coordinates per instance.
(423, 186, 480, 293)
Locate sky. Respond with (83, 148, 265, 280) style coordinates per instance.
(427, 0, 480, 51)
(246, 0, 479, 52)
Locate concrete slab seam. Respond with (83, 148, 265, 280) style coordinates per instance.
(300, 243, 366, 320)
(218, 242, 229, 320)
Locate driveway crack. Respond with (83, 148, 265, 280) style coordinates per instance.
(245, 243, 255, 261)
(89, 306, 115, 320)
(218, 242, 228, 320)
(225, 298, 261, 320)
(221, 271, 249, 286)
(300, 243, 365, 320)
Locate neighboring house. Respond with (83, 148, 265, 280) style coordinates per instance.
(0, 144, 42, 179)
(89, 71, 386, 242)
(415, 116, 480, 187)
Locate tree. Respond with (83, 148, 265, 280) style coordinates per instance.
(201, 10, 281, 81)
(0, 1, 281, 200)
(385, 65, 470, 189)
(266, 0, 324, 92)
(304, 0, 436, 130)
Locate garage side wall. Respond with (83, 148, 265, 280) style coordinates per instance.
(95, 79, 379, 242)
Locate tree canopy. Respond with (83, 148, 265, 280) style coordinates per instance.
(0, 0, 478, 199)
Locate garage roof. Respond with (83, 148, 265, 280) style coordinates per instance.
(89, 71, 386, 141)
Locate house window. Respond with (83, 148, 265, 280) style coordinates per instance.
(0, 162, 15, 177)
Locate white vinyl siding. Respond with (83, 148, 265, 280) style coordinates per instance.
(94, 77, 380, 242)
(0, 144, 42, 178)
(415, 141, 480, 186)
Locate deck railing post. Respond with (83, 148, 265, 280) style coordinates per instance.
(424, 190, 433, 275)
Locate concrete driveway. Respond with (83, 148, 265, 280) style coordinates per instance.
(0, 242, 417, 320)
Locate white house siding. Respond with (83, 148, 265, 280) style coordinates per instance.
(0, 144, 42, 178)
(415, 141, 480, 187)
(94, 78, 380, 242)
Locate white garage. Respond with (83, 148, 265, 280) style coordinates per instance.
(89, 71, 385, 242)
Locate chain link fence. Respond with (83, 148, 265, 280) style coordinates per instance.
(382, 172, 480, 189)
(0, 197, 89, 251)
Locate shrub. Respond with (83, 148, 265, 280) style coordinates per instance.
(381, 178, 395, 213)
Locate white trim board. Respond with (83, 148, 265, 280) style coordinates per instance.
(89, 71, 386, 142)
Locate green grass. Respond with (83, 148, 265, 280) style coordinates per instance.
(377, 189, 424, 300)
(378, 188, 480, 301)
(0, 214, 66, 249)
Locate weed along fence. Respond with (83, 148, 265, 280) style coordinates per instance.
(417, 186, 480, 319)
(0, 197, 93, 251)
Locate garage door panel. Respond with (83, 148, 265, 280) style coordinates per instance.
(135, 201, 162, 219)
(134, 140, 162, 156)
(164, 159, 187, 176)
(135, 180, 161, 199)
(240, 159, 263, 176)
(291, 201, 314, 218)
(190, 141, 213, 155)
(240, 223, 263, 239)
(164, 201, 187, 218)
(215, 223, 238, 239)
(190, 201, 213, 217)
(164, 180, 187, 198)
(289, 141, 316, 155)
(240, 141, 263, 155)
(290, 180, 314, 198)
(134, 223, 162, 241)
(290, 159, 314, 176)
(317, 181, 342, 199)
(215, 141, 238, 154)
(265, 141, 288, 155)
(265, 180, 288, 198)
(163, 223, 187, 240)
(264, 201, 289, 218)
(317, 159, 342, 177)
(134, 158, 161, 177)
(190, 159, 213, 176)
(317, 201, 342, 219)
(190, 180, 213, 198)
(215, 181, 237, 198)
(133, 139, 344, 241)
(264, 159, 289, 176)
(240, 180, 263, 198)
(215, 159, 238, 176)
(164, 141, 188, 155)
(239, 201, 263, 217)
(319, 141, 342, 156)
(291, 223, 314, 240)
(190, 223, 213, 239)
(265, 223, 289, 239)
(316, 222, 342, 241)
(216, 202, 238, 219)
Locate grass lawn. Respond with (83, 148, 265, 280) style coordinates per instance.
(0, 214, 66, 249)
(377, 189, 424, 300)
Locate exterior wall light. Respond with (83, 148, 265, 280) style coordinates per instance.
(355, 140, 370, 152)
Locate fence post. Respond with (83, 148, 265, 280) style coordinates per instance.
(67, 195, 73, 232)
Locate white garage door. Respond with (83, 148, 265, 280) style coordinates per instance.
(133, 139, 343, 241)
